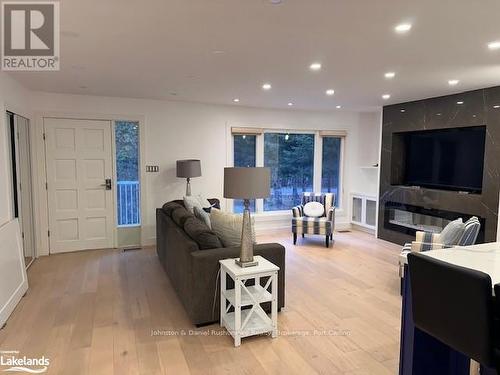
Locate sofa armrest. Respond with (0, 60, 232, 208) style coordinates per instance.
(292, 205, 303, 218)
(410, 240, 450, 252)
(415, 230, 441, 244)
(189, 243, 286, 325)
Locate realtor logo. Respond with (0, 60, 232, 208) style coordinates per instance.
(1, 1, 60, 70)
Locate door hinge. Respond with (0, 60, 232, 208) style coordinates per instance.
(43, 133, 46, 140)
(45, 182, 48, 190)
(21, 232, 24, 239)
(48, 230, 50, 237)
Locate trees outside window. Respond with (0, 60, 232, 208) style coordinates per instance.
(264, 133, 314, 211)
(233, 135, 256, 213)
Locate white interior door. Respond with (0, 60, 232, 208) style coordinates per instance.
(44, 118, 114, 253)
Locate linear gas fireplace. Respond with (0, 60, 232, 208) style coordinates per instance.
(384, 202, 485, 243)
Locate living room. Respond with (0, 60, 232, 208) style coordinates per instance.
(1, 1, 500, 374)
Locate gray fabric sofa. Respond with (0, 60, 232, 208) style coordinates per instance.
(156, 199, 286, 326)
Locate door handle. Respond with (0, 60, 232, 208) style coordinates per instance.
(101, 178, 112, 190)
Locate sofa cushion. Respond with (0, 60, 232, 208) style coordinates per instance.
(171, 206, 193, 227)
(194, 206, 212, 229)
(210, 208, 255, 247)
(440, 218, 465, 246)
(184, 217, 222, 250)
(162, 201, 183, 216)
(303, 201, 324, 218)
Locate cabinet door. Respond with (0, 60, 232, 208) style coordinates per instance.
(365, 199, 377, 228)
(352, 197, 363, 223)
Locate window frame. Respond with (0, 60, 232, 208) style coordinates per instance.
(230, 127, 345, 214)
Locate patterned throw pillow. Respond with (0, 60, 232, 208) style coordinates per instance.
(440, 218, 465, 246)
(183, 195, 212, 214)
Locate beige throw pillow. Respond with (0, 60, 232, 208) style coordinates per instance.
(210, 209, 256, 247)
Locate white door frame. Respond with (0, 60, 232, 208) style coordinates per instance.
(33, 111, 146, 256)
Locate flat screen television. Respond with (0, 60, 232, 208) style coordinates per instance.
(396, 126, 486, 193)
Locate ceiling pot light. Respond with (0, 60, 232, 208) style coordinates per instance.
(395, 23, 412, 33)
(488, 41, 500, 50)
(309, 62, 322, 71)
(385, 72, 396, 79)
(448, 79, 459, 86)
(326, 89, 335, 96)
(382, 94, 391, 100)
(262, 83, 272, 90)
(494, 105, 500, 109)
(233, 98, 240, 103)
(336, 105, 342, 109)
(287, 102, 293, 106)
(270, 0, 282, 4)
(400, 109, 406, 112)
(457, 101, 464, 105)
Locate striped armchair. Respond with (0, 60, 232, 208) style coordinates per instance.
(292, 192, 335, 247)
(398, 216, 481, 293)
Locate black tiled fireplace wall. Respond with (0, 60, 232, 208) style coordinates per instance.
(378, 86, 500, 245)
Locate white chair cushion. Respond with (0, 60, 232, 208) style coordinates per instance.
(303, 201, 324, 218)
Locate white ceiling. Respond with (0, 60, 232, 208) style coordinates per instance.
(9, 0, 500, 111)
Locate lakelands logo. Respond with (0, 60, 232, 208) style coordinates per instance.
(0, 351, 49, 373)
(1, 1, 60, 70)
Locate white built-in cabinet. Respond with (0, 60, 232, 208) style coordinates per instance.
(351, 193, 377, 230)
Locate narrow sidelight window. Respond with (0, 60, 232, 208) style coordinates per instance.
(115, 121, 140, 226)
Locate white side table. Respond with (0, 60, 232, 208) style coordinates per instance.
(219, 255, 279, 347)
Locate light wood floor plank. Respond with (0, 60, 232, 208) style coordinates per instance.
(0, 230, 402, 374)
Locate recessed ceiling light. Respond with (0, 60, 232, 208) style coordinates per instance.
(382, 94, 391, 100)
(395, 23, 412, 33)
(457, 101, 464, 105)
(336, 105, 342, 109)
(270, 0, 282, 4)
(448, 79, 459, 86)
(385, 72, 396, 79)
(400, 109, 406, 113)
(233, 98, 240, 103)
(488, 41, 500, 50)
(494, 105, 500, 109)
(309, 62, 322, 71)
(326, 89, 335, 96)
(287, 102, 293, 106)
(262, 83, 272, 90)
(212, 50, 225, 54)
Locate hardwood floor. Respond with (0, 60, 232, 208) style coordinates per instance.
(0, 230, 402, 375)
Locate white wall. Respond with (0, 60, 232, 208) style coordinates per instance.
(351, 111, 382, 197)
(0, 72, 32, 227)
(29, 91, 381, 248)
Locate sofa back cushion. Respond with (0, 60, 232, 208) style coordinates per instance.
(210, 208, 256, 247)
(172, 206, 193, 227)
(162, 201, 183, 216)
(440, 218, 465, 246)
(184, 217, 222, 250)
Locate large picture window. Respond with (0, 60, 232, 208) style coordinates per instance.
(233, 134, 256, 213)
(321, 137, 342, 206)
(232, 129, 344, 213)
(264, 133, 314, 211)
